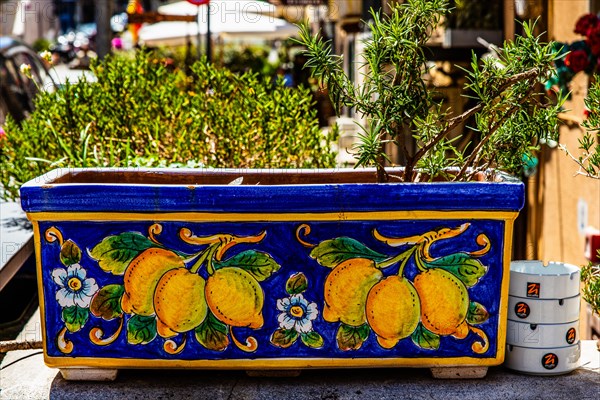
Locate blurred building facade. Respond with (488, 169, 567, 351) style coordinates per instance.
(0, 0, 168, 45)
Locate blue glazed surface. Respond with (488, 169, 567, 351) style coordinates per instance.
(23, 169, 523, 365)
(19, 168, 525, 213)
(39, 219, 507, 361)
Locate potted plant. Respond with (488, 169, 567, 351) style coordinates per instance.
(15, 0, 562, 380)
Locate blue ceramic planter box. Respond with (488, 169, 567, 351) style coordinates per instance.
(20, 168, 524, 379)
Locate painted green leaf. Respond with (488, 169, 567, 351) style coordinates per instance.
(89, 232, 156, 275)
(127, 314, 157, 345)
(214, 250, 280, 282)
(310, 237, 388, 268)
(60, 240, 81, 266)
(301, 331, 324, 349)
(286, 272, 308, 295)
(467, 301, 490, 325)
(62, 305, 89, 333)
(422, 253, 487, 287)
(411, 323, 440, 350)
(90, 284, 124, 320)
(195, 312, 229, 351)
(336, 323, 370, 351)
(270, 328, 299, 349)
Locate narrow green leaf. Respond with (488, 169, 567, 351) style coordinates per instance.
(194, 312, 229, 351)
(467, 301, 490, 325)
(127, 314, 157, 345)
(310, 237, 388, 268)
(422, 253, 487, 287)
(270, 328, 299, 349)
(286, 272, 308, 295)
(89, 232, 156, 275)
(336, 323, 370, 351)
(411, 323, 440, 350)
(90, 284, 124, 320)
(213, 250, 280, 282)
(60, 240, 82, 266)
(62, 305, 89, 333)
(300, 331, 324, 349)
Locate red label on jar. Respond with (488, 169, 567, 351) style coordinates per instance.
(526, 282, 540, 298)
(515, 302, 530, 318)
(566, 328, 576, 345)
(542, 353, 558, 370)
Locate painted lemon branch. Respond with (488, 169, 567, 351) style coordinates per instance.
(375, 226, 491, 353)
(298, 0, 562, 182)
(84, 225, 278, 354)
(305, 222, 491, 352)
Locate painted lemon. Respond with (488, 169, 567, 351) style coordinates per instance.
(121, 248, 184, 316)
(154, 268, 208, 338)
(205, 267, 264, 329)
(366, 275, 421, 348)
(323, 258, 383, 326)
(414, 268, 470, 337)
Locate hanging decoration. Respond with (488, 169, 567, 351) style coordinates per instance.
(127, 0, 145, 45)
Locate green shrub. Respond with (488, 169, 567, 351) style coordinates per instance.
(0, 52, 337, 199)
(581, 258, 600, 317)
(32, 38, 52, 52)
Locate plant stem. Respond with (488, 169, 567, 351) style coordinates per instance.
(377, 246, 416, 271)
(454, 83, 537, 180)
(406, 68, 540, 180)
(396, 247, 415, 277)
(406, 103, 483, 181)
(376, 152, 388, 182)
(189, 246, 213, 274)
(205, 245, 220, 275)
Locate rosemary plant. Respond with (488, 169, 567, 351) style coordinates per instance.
(567, 79, 600, 179)
(299, 0, 563, 182)
(581, 256, 600, 318)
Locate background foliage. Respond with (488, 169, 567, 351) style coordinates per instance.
(574, 79, 600, 179)
(0, 51, 337, 199)
(581, 258, 600, 316)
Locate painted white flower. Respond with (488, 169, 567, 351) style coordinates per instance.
(52, 264, 98, 308)
(276, 293, 318, 333)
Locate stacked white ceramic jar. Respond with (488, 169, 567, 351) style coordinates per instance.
(504, 261, 581, 375)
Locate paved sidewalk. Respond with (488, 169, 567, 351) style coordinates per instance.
(48, 64, 95, 86)
(1, 310, 598, 400)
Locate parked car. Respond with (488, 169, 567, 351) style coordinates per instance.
(0, 37, 56, 125)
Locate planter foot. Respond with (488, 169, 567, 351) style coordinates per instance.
(246, 370, 302, 377)
(59, 368, 119, 381)
(430, 367, 488, 379)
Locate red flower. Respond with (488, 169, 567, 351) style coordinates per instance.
(565, 49, 590, 73)
(587, 25, 600, 55)
(575, 13, 600, 36)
